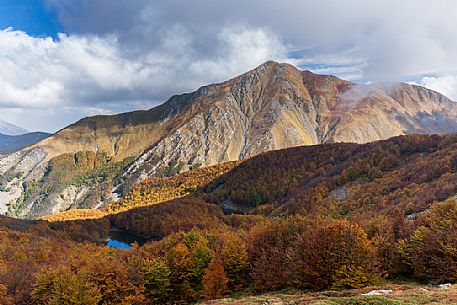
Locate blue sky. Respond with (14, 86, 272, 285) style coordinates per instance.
(0, 0, 456, 132)
(0, 1, 61, 37)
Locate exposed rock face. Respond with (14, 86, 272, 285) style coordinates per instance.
(49, 185, 90, 215)
(120, 62, 457, 188)
(2, 61, 457, 218)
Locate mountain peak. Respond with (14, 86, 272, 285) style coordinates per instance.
(252, 60, 339, 78)
(0, 118, 28, 136)
(252, 60, 300, 74)
(255, 60, 281, 69)
(3, 62, 457, 218)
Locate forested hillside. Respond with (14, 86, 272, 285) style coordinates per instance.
(104, 133, 457, 226)
(201, 133, 457, 219)
(2, 134, 457, 304)
(108, 161, 240, 213)
(2, 198, 457, 304)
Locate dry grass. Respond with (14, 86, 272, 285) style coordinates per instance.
(200, 283, 457, 305)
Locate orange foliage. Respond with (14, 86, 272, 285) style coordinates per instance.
(248, 216, 379, 290)
(203, 256, 228, 300)
(200, 134, 457, 221)
(40, 209, 106, 222)
(110, 198, 227, 238)
(402, 200, 457, 281)
(2, 134, 457, 303)
(108, 161, 240, 213)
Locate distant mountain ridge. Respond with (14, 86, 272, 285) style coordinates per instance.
(0, 118, 28, 135)
(3, 61, 457, 218)
(0, 132, 51, 153)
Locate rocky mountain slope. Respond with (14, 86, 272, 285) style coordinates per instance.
(2, 61, 457, 218)
(0, 132, 50, 153)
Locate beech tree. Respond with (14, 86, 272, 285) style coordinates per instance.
(221, 232, 249, 291)
(0, 284, 13, 305)
(402, 201, 457, 281)
(292, 220, 378, 289)
(203, 256, 228, 300)
(166, 243, 196, 304)
(32, 266, 101, 305)
(142, 258, 171, 304)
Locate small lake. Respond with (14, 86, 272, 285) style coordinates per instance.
(106, 228, 149, 250)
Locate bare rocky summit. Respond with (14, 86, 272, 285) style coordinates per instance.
(2, 61, 457, 218)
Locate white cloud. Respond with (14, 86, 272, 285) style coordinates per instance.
(418, 75, 457, 101)
(0, 79, 63, 108)
(3, 0, 457, 131)
(0, 27, 288, 131)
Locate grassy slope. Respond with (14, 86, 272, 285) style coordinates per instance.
(201, 283, 457, 305)
(42, 161, 240, 222)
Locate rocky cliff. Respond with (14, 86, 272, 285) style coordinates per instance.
(2, 61, 457, 218)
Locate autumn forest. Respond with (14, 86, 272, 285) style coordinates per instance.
(2, 134, 457, 304)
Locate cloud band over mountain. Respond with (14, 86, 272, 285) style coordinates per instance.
(1, 0, 457, 131)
